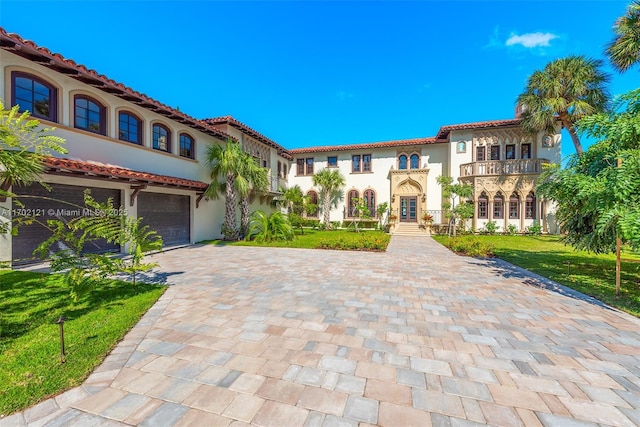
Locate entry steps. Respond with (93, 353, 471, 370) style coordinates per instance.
(392, 222, 430, 236)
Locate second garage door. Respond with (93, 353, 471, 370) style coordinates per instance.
(137, 192, 190, 246)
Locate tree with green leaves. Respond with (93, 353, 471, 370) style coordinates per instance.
(205, 139, 246, 240)
(0, 101, 66, 198)
(516, 56, 610, 155)
(539, 89, 640, 296)
(606, 1, 640, 73)
(437, 176, 474, 237)
(237, 151, 269, 239)
(312, 168, 345, 230)
(350, 197, 371, 233)
(376, 201, 390, 231)
(281, 185, 317, 234)
(35, 191, 163, 300)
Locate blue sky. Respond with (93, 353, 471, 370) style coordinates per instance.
(1, 1, 637, 159)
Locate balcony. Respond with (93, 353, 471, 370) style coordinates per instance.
(460, 159, 549, 177)
(269, 175, 282, 194)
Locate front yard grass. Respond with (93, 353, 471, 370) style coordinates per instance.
(0, 270, 165, 416)
(203, 229, 390, 251)
(432, 234, 640, 317)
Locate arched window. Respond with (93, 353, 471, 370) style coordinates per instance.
(410, 153, 420, 169)
(493, 193, 504, 219)
(363, 189, 376, 217)
(307, 191, 319, 218)
(478, 192, 488, 219)
(347, 189, 359, 217)
(153, 123, 171, 152)
(118, 111, 142, 144)
(74, 95, 106, 135)
(509, 193, 520, 219)
(12, 71, 57, 122)
(526, 192, 536, 219)
(398, 154, 408, 170)
(179, 133, 195, 159)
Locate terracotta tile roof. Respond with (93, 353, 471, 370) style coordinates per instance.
(43, 157, 208, 191)
(203, 116, 292, 160)
(0, 28, 229, 143)
(435, 119, 521, 139)
(0, 28, 525, 158)
(289, 137, 442, 155)
(290, 120, 523, 154)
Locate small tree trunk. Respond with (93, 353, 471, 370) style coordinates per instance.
(560, 115, 584, 155)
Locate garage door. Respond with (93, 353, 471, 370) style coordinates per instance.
(11, 183, 121, 264)
(137, 192, 190, 246)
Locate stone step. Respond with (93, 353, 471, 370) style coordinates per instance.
(392, 223, 430, 236)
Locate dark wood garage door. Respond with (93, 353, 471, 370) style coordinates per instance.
(137, 192, 190, 246)
(11, 183, 121, 264)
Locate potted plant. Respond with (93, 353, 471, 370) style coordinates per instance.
(422, 213, 433, 224)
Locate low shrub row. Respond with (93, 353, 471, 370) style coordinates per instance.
(440, 235, 494, 257)
(317, 233, 390, 251)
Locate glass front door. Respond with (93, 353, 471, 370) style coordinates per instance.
(400, 196, 417, 222)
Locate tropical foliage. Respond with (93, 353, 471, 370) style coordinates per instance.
(375, 202, 390, 230)
(312, 168, 345, 230)
(237, 150, 269, 239)
(516, 56, 610, 155)
(437, 175, 474, 237)
(0, 102, 66, 191)
(205, 139, 246, 240)
(35, 191, 163, 300)
(606, 1, 640, 73)
(281, 185, 317, 233)
(349, 197, 371, 233)
(539, 89, 640, 295)
(246, 210, 295, 243)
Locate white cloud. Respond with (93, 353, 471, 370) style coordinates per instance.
(506, 32, 558, 48)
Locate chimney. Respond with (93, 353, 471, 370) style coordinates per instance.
(515, 104, 526, 119)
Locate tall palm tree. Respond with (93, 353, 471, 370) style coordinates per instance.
(606, 1, 640, 73)
(205, 139, 245, 240)
(312, 168, 345, 229)
(516, 56, 610, 155)
(237, 151, 269, 239)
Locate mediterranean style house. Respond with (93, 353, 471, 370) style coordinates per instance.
(0, 28, 561, 265)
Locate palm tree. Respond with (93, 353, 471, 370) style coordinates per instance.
(205, 139, 245, 240)
(247, 210, 294, 242)
(516, 56, 610, 155)
(237, 151, 269, 239)
(606, 1, 640, 73)
(312, 168, 345, 229)
(282, 185, 306, 215)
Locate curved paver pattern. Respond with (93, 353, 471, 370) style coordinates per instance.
(4, 236, 640, 426)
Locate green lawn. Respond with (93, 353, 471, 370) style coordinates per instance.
(0, 271, 165, 416)
(202, 229, 391, 251)
(432, 234, 640, 317)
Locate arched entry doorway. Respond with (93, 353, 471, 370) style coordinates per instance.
(394, 179, 423, 223)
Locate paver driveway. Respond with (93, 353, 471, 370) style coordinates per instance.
(5, 236, 640, 426)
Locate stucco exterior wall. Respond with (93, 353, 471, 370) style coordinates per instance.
(3, 53, 222, 183)
(289, 142, 453, 224)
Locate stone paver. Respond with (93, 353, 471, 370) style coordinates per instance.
(5, 236, 640, 426)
